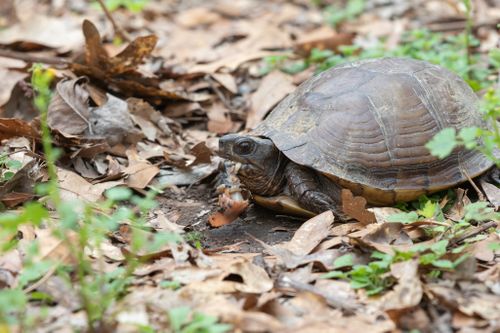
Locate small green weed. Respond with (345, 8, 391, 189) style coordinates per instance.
(324, 0, 365, 28)
(0, 153, 22, 183)
(322, 252, 394, 296)
(95, 0, 149, 12)
(168, 306, 232, 333)
(322, 239, 472, 295)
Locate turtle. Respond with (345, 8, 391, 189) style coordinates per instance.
(219, 57, 494, 220)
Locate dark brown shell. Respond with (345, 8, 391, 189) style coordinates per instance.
(253, 58, 494, 205)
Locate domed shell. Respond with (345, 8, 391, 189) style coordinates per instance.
(253, 57, 494, 205)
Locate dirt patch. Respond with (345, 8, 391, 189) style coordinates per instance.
(158, 183, 305, 251)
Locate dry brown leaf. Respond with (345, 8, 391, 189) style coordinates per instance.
(225, 259, 273, 293)
(208, 188, 249, 227)
(176, 7, 221, 28)
(278, 211, 334, 256)
(0, 249, 22, 288)
(378, 260, 422, 314)
(207, 102, 235, 134)
(212, 73, 238, 94)
(88, 94, 143, 146)
(123, 149, 160, 189)
(0, 117, 38, 141)
(349, 222, 413, 254)
(246, 71, 295, 129)
(19, 228, 78, 265)
(468, 233, 499, 262)
(47, 77, 90, 135)
(189, 141, 212, 166)
(426, 282, 500, 321)
(294, 26, 354, 55)
(341, 189, 376, 224)
(188, 50, 286, 74)
(0, 14, 85, 51)
(58, 168, 123, 203)
(480, 178, 500, 209)
(0, 63, 27, 108)
(0, 191, 34, 208)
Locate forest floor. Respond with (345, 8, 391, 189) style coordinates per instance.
(0, 0, 499, 332)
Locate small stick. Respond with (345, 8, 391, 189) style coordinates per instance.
(95, 0, 131, 43)
(449, 220, 498, 246)
(463, 169, 485, 201)
(0, 49, 69, 66)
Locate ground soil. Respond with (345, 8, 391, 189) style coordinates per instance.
(158, 184, 305, 252)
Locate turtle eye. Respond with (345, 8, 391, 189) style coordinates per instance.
(234, 139, 255, 155)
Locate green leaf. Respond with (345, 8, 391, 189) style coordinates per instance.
(350, 279, 370, 289)
(417, 200, 437, 219)
(2, 171, 15, 180)
(464, 202, 497, 222)
(489, 48, 500, 68)
(333, 254, 354, 268)
(458, 127, 479, 149)
(160, 280, 182, 290)
(22, 202, 49, 226)
(320, 270, 346, 279)
(5, 159, 22, 170)
(386, 211, 419, 224)
(431, 259, 454, 269)
(430, 240, 449, 256)
(168, 306, 190, 332)
(105, 187, 133, 201)
(488, 242, 500, 251)
(425, 128, 457, 159)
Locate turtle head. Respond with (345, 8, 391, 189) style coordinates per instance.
(219, 134, 286, 196)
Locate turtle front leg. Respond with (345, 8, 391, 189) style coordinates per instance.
(285, 164, 349, 221)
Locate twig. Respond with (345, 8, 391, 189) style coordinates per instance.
(449, 220, 498, 246)
(464, 169, 485, 201)
(0, 49, 69, 66)
(94, 0, 131, 43)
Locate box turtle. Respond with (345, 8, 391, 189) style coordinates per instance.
(219, 57, 494, 219)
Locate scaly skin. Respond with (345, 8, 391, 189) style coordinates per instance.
(219, 134, 349, 220)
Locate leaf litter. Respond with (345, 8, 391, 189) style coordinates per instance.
(0, 0, 499, 332)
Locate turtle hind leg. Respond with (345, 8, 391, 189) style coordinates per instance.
(285, 163, 349, 221)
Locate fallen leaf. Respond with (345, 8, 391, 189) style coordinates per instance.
(176, 7, 221, 28)
(480, 178, 500, 209)
(88, 94, 143, 146)
(246, 71, 295, 129)
(212, 73, 238, 94)
(0, 117, 38, 141)
(294, 26, 354, 55)
(58, 168, 123, 203)
(350, 222, 413, 254)
(208, 188, 249, 227)
(342, 189, 376, 224)
(47, 77, 90, 135)
(378, 260, 422, 314)
(278, 211, 334, 256)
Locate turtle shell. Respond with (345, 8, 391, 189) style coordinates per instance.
(253, 57, 494, 205)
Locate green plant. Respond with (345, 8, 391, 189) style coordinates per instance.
(95, 0, 149, 12)
(184, 231, 204, 249)
(0, 153, 22, 183)
(168, 307, 232, 333)
(322, 239, 471, 295)
(322, 252, 394, 295)
(324, 0, 365, 28)
(0, 66, 181, 331)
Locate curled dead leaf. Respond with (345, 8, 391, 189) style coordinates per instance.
(341, 189, 376, 224)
